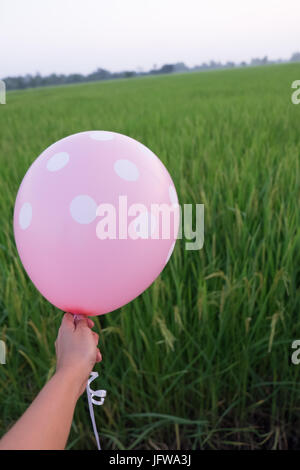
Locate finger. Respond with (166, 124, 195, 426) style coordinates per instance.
(62, 312, 75, 328)
(87, 318, 95, 329)
(75, 316, 89, 330)
(96, 348, 102, 362)
(92, 332, 99, 344)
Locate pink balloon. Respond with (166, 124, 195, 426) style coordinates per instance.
(13, 131, 179, 316)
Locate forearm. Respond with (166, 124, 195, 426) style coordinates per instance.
(0, 370, 80, 450)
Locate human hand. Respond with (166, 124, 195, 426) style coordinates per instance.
(55, 313, 102, 398)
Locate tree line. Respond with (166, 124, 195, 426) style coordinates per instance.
(3, 52, 300, 91)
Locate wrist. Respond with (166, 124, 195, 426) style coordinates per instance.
(54, 367, 87, 401)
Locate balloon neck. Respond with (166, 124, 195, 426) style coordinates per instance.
(72, 313, 86, 325)
(73, 314, 84, 320)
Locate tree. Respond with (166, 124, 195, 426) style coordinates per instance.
(290, 52, 300, 62)
(158, 64, 174, 74)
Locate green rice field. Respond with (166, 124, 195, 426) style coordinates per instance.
(0, 63, 300, 449)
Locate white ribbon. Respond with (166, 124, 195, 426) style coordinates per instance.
(86, 371, 106, 450)
(73, 315, 106, 450)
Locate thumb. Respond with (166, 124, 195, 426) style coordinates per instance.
(74, 316, 89, 330)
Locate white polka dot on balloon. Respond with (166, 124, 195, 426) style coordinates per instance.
(134, 211, 156, 239)
(90, 131, 115, 141)
(70, 195, 97, 224)
(169, 185, 178, 205)
(165, 241, 175, 264)
(19, 202, 32, 230)
(46, 152, 69, 172)
(114, 159, 139, 181)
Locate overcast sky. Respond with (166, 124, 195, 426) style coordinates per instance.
(1, 0, 299, 77)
